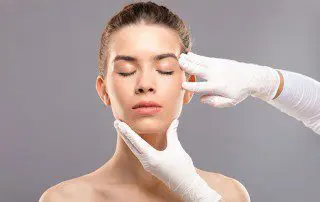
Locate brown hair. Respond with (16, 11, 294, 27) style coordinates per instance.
(97, 1, 192, 78)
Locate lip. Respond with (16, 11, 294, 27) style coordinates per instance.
(132, 101, 162, 109)
(132, 107, 162, 115)
(132, 101, 162, 115)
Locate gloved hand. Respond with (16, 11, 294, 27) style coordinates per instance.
(178, 52, 281, 107)
(113, 118, 222, 202)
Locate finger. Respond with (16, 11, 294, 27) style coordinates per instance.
(116, 125, 142, 157)
(114, 120, 142, 157)
(182, 81, 229, 97)
(166, 118, 181, 149)
(186, 52, 233, 69)
(114, 120, 156, 156)
(186, 52, 213, 64)
(200, 94, 237, 108)
(178, 55, 208, 79)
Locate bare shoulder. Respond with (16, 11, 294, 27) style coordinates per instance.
(39, 176, 109, 202)
(231, 178, 251, 202)
(196, 168, 250, 202)
(39, 179, 81, 202)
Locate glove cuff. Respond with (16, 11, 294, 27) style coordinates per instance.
(251, 65, 281, 101)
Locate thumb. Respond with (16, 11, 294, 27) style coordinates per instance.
(166, 118, 180, 149)
(200, 94, 237, 108)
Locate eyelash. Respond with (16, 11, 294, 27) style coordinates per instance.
(119, 70, 174, 77)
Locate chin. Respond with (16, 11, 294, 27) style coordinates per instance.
(130, 121, 167, 135)
(135, 126, 164, 134)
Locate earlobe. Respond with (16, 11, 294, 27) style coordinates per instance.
(105, 92, 111, 106)
(183, 91, 193, 104)
(103, 85, 111, 106)
(183, 75, 196, 104)
(96, 75, 111, 106)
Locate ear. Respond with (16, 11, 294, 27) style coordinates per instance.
(183, 74, 196, 104)
(96, 75, 111, 106)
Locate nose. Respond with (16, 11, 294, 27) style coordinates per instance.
(134, 69, 156, 95)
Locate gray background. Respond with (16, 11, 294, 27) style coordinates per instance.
(1, 0, 320, 201)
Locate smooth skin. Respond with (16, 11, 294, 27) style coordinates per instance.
(39, 23, 249, 202)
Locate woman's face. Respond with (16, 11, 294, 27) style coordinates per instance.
(96, 23, 195, 135)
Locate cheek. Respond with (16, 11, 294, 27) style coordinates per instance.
(162, 74, 186, 119)
(107, 75, 133, 107)
(162, 73, 185, 103)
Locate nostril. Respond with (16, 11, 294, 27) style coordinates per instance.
(136, 88, 154, 94)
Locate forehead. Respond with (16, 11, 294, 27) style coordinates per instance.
(108, 24, 183, 60)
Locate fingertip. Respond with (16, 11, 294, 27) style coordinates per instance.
(187, 52, 196, 56)
(201, 98, 213, 104)
(179, 52, 187, 58)
(181, 83, 188, 91)
(114, 118, 124, 126)
(178, 57, 186, 67)
(181, 82, 192, 90)
(174, 118, 179, 124)
(114, 119, 128, 134)
(175, 119, 179, 127)
(171, 118, 179, 129)
(113, 119, 120, 128)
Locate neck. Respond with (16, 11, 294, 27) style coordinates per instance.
(100, 129, 168, 190)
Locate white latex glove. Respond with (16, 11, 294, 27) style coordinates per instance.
(179, 52, 320, 135)
(266, 69, 320, 135)
(179, 52, 281, 107)
(113, 118, 222, 202)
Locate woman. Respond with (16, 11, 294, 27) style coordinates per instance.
(39, 1, 249, 202)
(111, 4, 320, 202)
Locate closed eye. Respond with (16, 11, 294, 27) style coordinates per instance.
(159, 70, 174, 75)
(118, 72, 136, 77)
(119, 70, 174, 77)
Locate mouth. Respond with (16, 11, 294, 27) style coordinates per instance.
(132, 101, 162, 109)
(132, 106, 162, 115)
(132, 101, 162, 115)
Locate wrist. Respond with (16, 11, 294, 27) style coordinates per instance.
(250, 65, 281, 101)
(179, 174, 222, 202)
(272, 69, 284, 99)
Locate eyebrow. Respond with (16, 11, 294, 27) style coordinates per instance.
(113, 53, 178, 63)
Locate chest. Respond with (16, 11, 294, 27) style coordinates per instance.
(103, 187, 184, 202)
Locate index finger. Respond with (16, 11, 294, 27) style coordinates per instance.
(179, 55, 208, 79)
(114, 120, 156, 157)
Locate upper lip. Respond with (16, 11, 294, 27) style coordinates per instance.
(132, 101, 162, 109)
